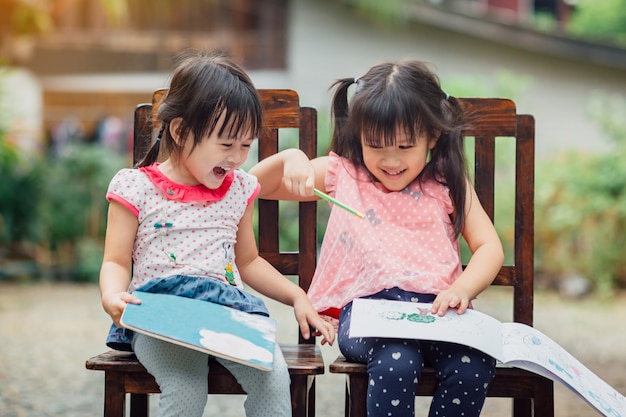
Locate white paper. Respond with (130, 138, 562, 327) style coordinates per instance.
(349, 298, 626, 417)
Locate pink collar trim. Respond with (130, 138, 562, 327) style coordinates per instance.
(139, 163, 234, 202)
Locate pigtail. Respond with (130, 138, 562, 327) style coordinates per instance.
(427, 94, 469, 236)
(329, 77, 358, 158)
(136, 124, 165, 168)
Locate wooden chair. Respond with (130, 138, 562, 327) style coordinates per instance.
(329, 98, 555, 417)
(86, 89, 323, 417)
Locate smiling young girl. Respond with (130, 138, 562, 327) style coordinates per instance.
(251, 59, 504, 417)
(99, 51, 334, 417)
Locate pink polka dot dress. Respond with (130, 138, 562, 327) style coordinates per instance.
(307, 153, 462, 319)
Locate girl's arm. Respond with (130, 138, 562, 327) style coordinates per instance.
(249, 149, 329, 200)
(234, 203, 335, 345)
(431, 180, 504, 316)
(99, 201, 142, 327)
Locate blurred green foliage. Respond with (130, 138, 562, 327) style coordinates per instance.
(535, 92, 626, 294)
(0, 142, 42, 249)
(0, 70, 42, 255)
(0, 138, 125, 281)
(567, 0, 626, 46)
(37, 144, 126, 281)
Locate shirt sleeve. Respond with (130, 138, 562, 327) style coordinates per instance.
(106, 168, 145, 217)
(237, 170, 261, 205)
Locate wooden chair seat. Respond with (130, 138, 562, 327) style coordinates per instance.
(330, 358, 554, 415)
(86, 344, 324, 417)
(86, 89, 322, 417)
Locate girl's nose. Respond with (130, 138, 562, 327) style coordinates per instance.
(228, 148, 246, 165)
(381, 151, 401, 167)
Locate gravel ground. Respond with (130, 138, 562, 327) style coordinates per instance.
(0, 282, 624, 417)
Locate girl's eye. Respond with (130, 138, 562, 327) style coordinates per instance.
(399, 145, 414, 150)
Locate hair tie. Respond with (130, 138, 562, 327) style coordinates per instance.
(156, 125, 165, 142)
(445, 93, 450, 101)
(354, 77, 363, 94)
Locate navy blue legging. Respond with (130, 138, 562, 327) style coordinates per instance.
(339, 289, 496, 417)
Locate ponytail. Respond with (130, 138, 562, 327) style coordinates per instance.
(329, 77, 358, 158)
(136, 124, 165, 168)
(425, 94, 469, 236)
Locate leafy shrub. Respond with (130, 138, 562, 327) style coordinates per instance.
(0, 71, 43, 261)
(37, 144, 126, 281)
(567, 0, 626, 47)
(535, 92, 626, 294)
(0, 137, 43, 252)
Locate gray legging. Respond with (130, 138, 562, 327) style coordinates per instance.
(132, 333, 291, 417)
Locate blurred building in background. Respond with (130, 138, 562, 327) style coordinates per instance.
(0, 0, 288, 149)
(0, 0, 288, 73)
(0, 0, 624, 156)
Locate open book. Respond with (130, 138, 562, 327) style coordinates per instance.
(121, 291, 277, 371)
(349, 298, 625, 417)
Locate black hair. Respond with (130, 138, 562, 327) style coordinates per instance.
(329, 60, 469, 236)
(137, 50, 263, 167)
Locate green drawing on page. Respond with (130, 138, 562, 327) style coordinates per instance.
(407, 313, 436, 323)
(378, 310, 436, 324)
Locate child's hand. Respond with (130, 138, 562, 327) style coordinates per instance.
(101, 291, 142, 327)
(293, 294, 336, 346)
(281, 149, 316, 197)
(431, 288, 471, 316)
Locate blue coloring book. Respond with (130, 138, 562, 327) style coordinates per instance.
(120, 291, 276, 371)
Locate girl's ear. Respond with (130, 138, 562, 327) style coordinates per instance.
(169, 117, 184, 143)
(428, 132, 440, 150)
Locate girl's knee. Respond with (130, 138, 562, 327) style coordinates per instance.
(368, 340, 423, 379)
(238, 361, 291, 417)
(431, 345, 495, 388)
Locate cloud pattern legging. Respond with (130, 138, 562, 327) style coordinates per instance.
(339, 288, 496, 417)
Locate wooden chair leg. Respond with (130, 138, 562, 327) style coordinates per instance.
(533, 378, 555, 417)
(104, 372, 126, 417)
(346, 374, 368, 417)
(307, 378, 316, 417)
(290, 375, 308, 417)
(130, 393, 149, 417)
(513, 398, 532, 417)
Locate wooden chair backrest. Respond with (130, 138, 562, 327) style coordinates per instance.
(459, 98, 535, 326)
(133, 89, 318, 344)
(134, 93, 534, 329)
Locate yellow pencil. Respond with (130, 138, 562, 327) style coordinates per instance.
(313, 188, 364, 219)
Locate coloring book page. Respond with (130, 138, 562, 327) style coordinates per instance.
(349, 298, 625, 417)
(121, 291, 276, 371)
(350, 298, 505, 359)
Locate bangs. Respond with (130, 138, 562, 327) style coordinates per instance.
(211, 91, 263, 140)
(219, 109, 262, 140)
(355, 98, 427, 147)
